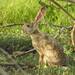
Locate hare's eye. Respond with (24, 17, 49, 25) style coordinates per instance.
(27, 25, 30, 27)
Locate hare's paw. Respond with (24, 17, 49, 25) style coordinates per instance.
(37, 64, 48, 69)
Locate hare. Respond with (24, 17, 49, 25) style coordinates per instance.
(22, 6, 67, 66)
(22, 23, 67, 66)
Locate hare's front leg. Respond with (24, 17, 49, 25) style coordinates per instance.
(39, 54, 44, 64)
(39, 54, 47, 66)
(36, 50, 43, 64)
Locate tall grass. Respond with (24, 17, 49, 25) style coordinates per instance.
(0, 0, 40, 24)
(0, 0, 75, 24)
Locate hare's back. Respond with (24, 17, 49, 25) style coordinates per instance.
(43, 34, 63, 50)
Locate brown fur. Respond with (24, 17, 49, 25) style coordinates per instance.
(30, 31, 66, 66)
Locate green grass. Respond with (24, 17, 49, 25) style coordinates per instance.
(0, 0, 40, 23)
(0, 0, 75, 75)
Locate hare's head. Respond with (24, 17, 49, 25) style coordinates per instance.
(22, 23, 38, 34)
(23, 6, 46, 34)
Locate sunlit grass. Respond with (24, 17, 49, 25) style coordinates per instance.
(0, 0, 40, 23)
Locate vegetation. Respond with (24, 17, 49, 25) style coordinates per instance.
(0, 0, 75, 75)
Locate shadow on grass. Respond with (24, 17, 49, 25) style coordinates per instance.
(0, 36, 34, 54)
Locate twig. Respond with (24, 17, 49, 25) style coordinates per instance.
(0, 22, 73, 31)
(71, 22, 75, 50)
(49, 0, 75, 21)
(0, 23, 23, 28)
(39, 0, 49, 8)
(39, 1, 73, 30)
(65, 0, 75, 3)
(39, 0, 75, 20)
(0, 20, 73, 32)
(14, 48, 36, 57)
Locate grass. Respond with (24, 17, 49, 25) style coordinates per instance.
(0, 0, 75, 75)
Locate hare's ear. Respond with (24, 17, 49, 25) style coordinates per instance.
(33, 6, 46, 27)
